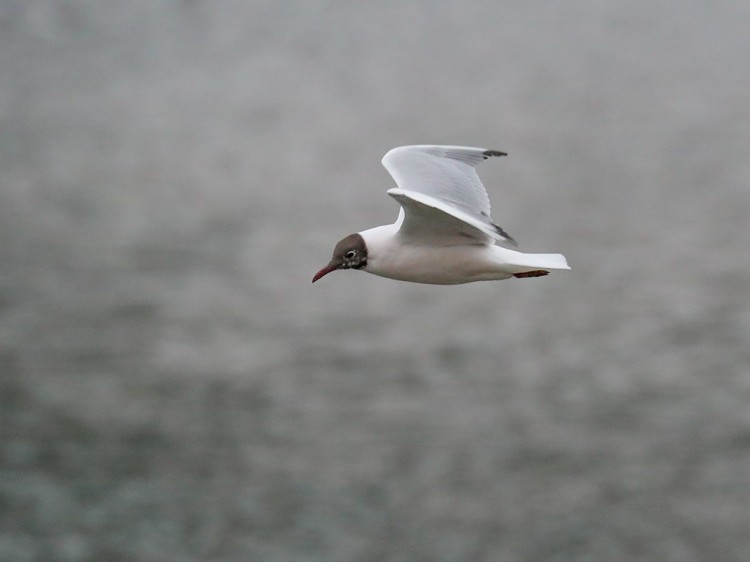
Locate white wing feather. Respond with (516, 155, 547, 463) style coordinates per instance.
(382, 145, 516, 247)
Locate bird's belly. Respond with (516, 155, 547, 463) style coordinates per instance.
(365, 245, 513, 285)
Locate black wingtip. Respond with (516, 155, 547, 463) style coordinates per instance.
(493, 223, 518, 247)
(482, 149, 508, 159)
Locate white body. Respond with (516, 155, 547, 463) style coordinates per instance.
(361, 223, 569, 285)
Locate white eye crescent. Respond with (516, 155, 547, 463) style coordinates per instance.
(345, 250, 356, 259)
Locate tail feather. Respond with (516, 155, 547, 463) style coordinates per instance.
(511, 252, 570, 272)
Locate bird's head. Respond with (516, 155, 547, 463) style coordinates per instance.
(312, 233, 368, 282)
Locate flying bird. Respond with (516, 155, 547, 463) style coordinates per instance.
(313, 145, 570, 285)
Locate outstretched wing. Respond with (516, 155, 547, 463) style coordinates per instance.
(382, 145, 517, 247)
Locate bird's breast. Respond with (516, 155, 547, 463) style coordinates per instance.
(365, 243, 513, 285)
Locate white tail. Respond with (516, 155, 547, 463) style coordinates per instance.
(510, 252, 570, 272)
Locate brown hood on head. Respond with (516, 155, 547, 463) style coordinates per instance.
(312, 233, 368, 282)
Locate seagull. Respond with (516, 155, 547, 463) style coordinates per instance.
(313, 145, 570, 285)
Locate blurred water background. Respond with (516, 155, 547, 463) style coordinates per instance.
(1, 1, 749, 560)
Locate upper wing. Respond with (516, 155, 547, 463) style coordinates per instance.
(382, 145, 517, 247)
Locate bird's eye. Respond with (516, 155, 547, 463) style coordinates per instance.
(344, 250, 357, 259)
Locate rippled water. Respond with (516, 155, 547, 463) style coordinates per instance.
(2, 1, 749, 560)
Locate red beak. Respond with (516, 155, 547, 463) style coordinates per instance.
(312, 262, 338, 283)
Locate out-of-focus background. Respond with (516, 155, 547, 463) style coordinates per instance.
(2, 1, 749, 560)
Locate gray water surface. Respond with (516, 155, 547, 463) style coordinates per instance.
(1, 1, 749, 560)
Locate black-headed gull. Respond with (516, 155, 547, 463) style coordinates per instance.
(313, 145, 570, 285)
